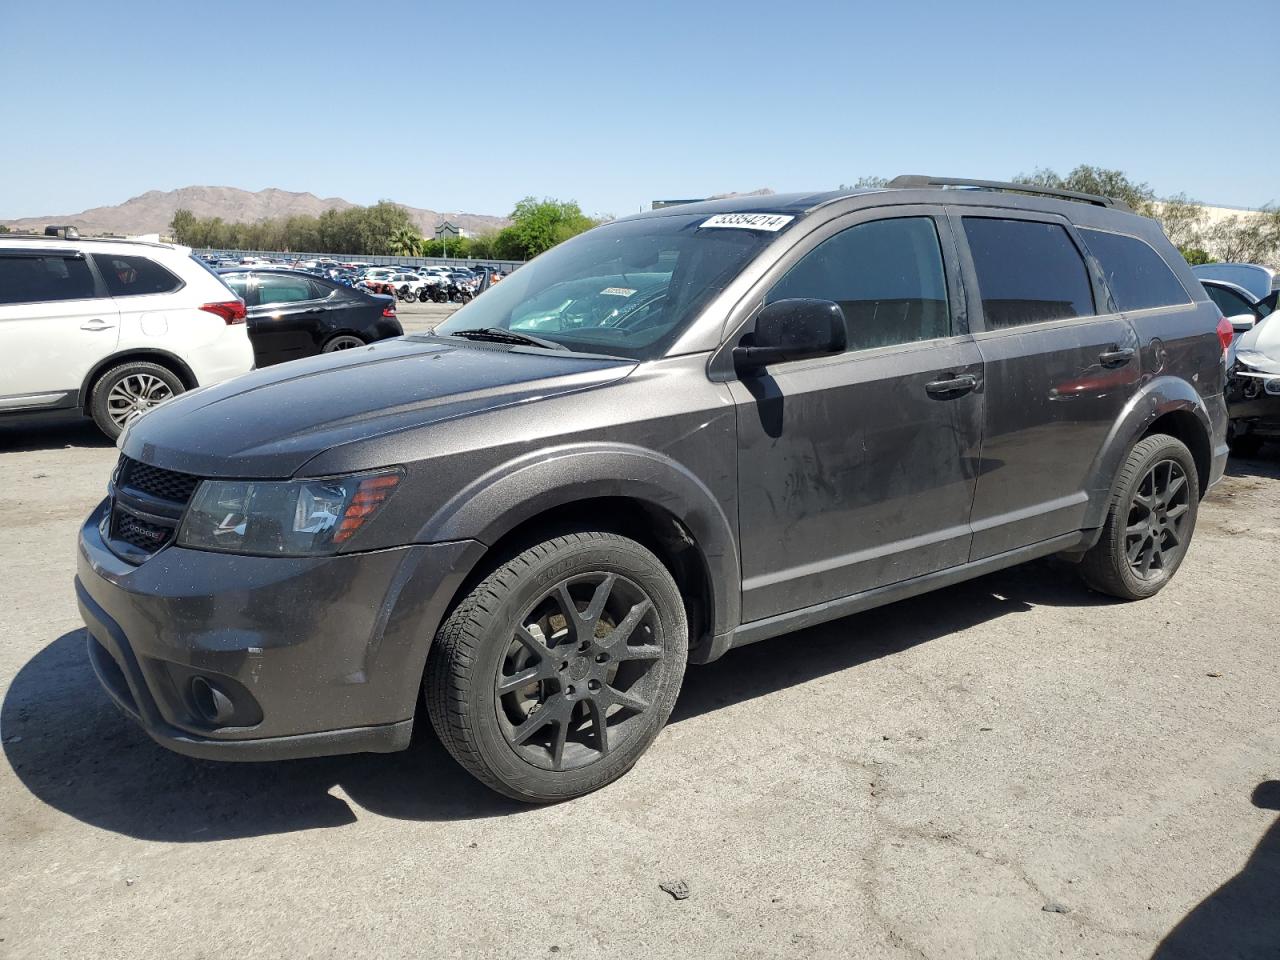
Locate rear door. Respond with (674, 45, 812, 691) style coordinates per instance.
(730, 208, 984, 621)
(953, 210, 1140, 558)
(0, 250, 119, 412)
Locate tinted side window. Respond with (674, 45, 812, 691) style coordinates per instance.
(1079, 228, 1189, 312)
(221, 273, 252, 304)
(257, 274, 324, 305)
(767, 217, 950, 351)
(1204, 284, 1254, 318)
(92, 254, 182, 297)
(962, 218, 1094, 328)
(0, 254, 96, 304)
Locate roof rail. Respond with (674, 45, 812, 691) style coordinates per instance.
(887, 175, 1133, 213)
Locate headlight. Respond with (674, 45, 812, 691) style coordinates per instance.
(176, 470, 402, 556)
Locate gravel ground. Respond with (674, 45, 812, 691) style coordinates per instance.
(1, 416, 1277, 960)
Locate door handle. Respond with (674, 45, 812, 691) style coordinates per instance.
(925, 374, 978, 398)
(1099, 347, 1135, 367)
(79, 320, 116, 331)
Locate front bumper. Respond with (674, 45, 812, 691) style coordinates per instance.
(76, 500, 482, 761)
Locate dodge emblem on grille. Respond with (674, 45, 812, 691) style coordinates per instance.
(120, 517, 167, 544)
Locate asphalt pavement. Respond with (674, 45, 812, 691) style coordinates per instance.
(1, 420, 1277, 960)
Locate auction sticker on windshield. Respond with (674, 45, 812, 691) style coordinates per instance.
(601, 287, 636, 297)
(699, 213, 794, 231)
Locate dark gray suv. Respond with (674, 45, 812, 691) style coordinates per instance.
(76, 176, 1231, 802)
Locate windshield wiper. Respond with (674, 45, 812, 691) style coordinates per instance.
(445, 327, 569, 351)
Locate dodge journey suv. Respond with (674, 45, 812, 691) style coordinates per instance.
(76, 176, 1230, 802)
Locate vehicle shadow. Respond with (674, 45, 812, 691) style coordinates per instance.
(3, 560, 1111, 841)
(1150, 780, 1280, 959)
(0, 419, 113, 453)
(1223, 447, 1280, 482)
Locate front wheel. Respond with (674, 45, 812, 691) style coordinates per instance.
(426, 531, 688, 802)
(1078, 433, 1199, 600)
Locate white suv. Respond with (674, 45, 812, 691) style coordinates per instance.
(0, 235, 254, 438)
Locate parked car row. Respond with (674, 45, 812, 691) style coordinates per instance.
(1, 233, 405, 437)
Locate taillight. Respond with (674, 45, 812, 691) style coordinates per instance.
(1216, 315, 1233, 355)
(382, 303, 396, 318)
(200, 299, 247, 325)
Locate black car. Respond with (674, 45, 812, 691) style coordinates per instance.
(78, 176, 1229, 803)
(218, 268, 403, 367)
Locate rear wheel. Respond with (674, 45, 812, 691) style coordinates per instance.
(321, 334, 365, 352)
(426, 531, 688, 802)
(89, 361, 184, 439)
(1078, 433, 1199, 600)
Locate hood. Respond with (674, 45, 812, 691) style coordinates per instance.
(121, 337, 634, 477)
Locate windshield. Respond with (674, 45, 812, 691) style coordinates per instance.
(432, 213, 787, 360)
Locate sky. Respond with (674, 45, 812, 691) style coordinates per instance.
(1, 0, 1276, 221)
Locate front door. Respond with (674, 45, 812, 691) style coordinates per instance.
(731, 211, 984, 623)
(952, 211, 1141, 558)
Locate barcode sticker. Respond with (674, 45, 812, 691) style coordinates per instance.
(699, 213, 794, 232)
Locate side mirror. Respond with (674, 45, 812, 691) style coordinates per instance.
(1229, 313, 1256, 334)
(733, 298, 847, 373)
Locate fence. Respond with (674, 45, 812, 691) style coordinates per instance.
(195, 248, 527, 272)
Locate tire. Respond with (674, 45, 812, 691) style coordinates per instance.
(1078, 433, 1199, 601)
(321, 334, 366, 353)
(426, 531, 688, 803)
(89, 361, 185, 440)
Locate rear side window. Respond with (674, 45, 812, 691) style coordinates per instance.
(1203, 283, 1255, 318)
(256, 274, 328, 305)
(221, 273, 252, 304)
(767, 217, 951, 351)
(963, 218, 1094, 328)
(1079, 228, 1190, 312)
(92, 254, 182, 297)
(0, 254, 96, 304)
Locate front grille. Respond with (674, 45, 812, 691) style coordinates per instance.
(107, 456, 205, 563)
(119, 457, 200, 505)
(113, 512, 174, 551)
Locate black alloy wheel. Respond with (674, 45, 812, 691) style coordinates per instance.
(495, 572, 664, 772)
(1123, 458, 1190, 580)
(426, 531, 688, 802)
(1078, 433, 1199, 600)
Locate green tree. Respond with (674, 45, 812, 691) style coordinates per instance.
(169, 208, 198, 245)
(493, 197, 598, 260)
(389, 225, 424, 257)
(838, 176, 889, 189)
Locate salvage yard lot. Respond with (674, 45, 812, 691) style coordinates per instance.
(0, 421, 1277, 960)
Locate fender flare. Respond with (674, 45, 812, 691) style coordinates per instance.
(418, 441, 741, 658)
(79, 348, 199, 408)
(1082, 375, 1213, 530)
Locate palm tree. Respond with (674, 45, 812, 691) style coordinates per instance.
(389, 226, 423, 257)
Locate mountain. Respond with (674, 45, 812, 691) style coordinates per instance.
(0, 186, 511, 238)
